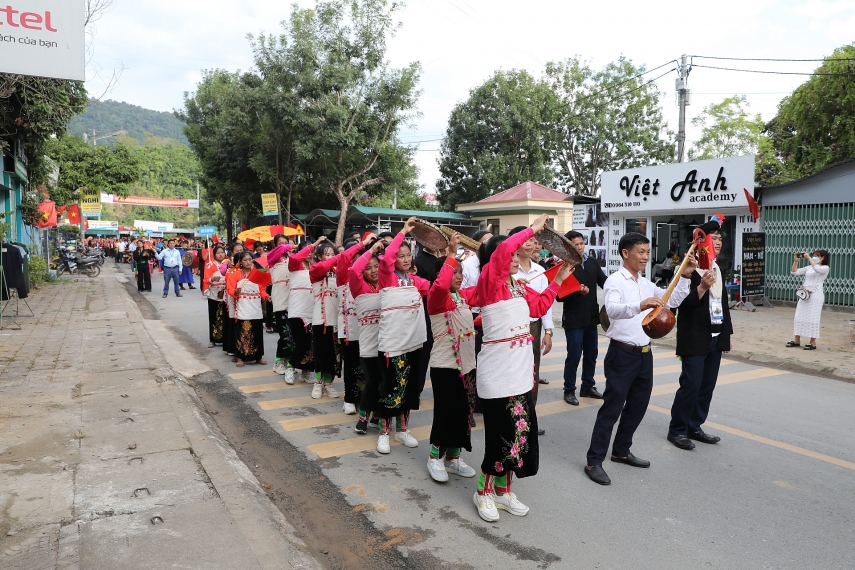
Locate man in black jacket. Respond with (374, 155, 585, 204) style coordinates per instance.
(560, 231, 608, 406)
(668, 217, 732, 450)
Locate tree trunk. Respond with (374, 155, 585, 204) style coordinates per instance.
(334, 185, 350, 246)
(286, 187, 292, 229)
(225, 204, 234, 244)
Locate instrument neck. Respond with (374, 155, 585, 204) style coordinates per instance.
(661, 244, 697, 305)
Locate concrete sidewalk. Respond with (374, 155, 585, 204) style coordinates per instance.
(0, 267, 322, 569)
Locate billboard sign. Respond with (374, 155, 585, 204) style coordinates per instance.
(0, 0, 85, 81)
(87, 220, 118, 230)
(261, 193, 279, 216)
(601, 155, 755, 213)
(198, 225, 216, 236)
(80, 187, 101, 215)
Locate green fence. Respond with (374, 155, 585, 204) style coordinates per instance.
(763, 203, 855, 306)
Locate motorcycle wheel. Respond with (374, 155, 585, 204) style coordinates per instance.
(83, 265, 101, 278)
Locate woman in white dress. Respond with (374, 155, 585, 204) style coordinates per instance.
(787, 250, 830, 351)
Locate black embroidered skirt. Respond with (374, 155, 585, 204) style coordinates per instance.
(359, 356, 383, 414)
(223, 313, 236, 354)
(234, 319, 264, 362)
(312, 325, 340, 379)
(479, 389, 539, 479)
(273, 310, 295, 360)
(375, 349, 422, 418)
(208, 299, 225, 344)
(429, 368, 476, 452)
(342, 340, 364, 404)
(287, 318, 314, 372)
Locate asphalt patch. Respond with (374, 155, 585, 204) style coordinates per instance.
(437, 506, 562, 568)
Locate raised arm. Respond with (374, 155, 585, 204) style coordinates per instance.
(267, 243, 293, 266)
(524, 281, 561, 319)
(335, 241, 365, 286)
(427, 260, 455, 314)
(288, 245, 313, 272)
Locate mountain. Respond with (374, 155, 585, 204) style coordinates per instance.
(67, 99, 189, 146)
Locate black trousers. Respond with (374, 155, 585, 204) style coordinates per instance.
(288, 318, 314, 372)
(669, 337, 723, 436)
(136, 263, 151, 291)
(586, 343, 653, 466)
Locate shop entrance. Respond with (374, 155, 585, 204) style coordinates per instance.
(650, 214, 736, 285)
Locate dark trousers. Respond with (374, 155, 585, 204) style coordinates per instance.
(586, 343, 653, 466)
(136, 264, 151, 291)
(669, 337, 723, 436)
(563, 325, 598, 393)
(162, 266, 180, 295)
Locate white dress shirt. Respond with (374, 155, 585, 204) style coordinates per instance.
(461, 254, 481, 312)
(603, 266, 691, 346)
(514, 260, 555, 330)
(157, 248, 182, 268)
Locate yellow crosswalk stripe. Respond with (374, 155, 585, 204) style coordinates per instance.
(230, 369, 280, 380)
(303, 364, 787, 458)
(280, 400, 436, 431)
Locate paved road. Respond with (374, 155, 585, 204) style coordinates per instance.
(127, 265, 855, 569)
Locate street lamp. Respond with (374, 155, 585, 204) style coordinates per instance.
(83, 130, 128, 146)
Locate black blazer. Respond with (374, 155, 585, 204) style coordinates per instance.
(558, 257, 608, 329)
(675, 272, 733, 357)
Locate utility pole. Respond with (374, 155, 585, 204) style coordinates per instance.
(196, 179, 200, 224)
(676, 54, 691, 163)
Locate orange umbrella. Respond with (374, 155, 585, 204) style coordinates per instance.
(237, 225, 303, 243)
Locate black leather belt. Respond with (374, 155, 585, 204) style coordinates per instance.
(610, 340, 651, 353)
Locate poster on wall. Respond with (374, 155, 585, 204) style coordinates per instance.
(741, 232, 766, 297)
(572, 204, 610, 272)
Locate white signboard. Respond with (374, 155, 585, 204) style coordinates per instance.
(572, 204, 610, 273)
(0, 0, 85, 81)
(134, 220, 174, 232)
(87, 220, 118, 231)
(601, 155, 755, 213)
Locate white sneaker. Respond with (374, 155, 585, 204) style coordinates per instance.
(427, 458, 448, 482)
(472, 492, 499, 522)
(492, 492, 529, 517)
(302, 370, 314, 383)
(343, 402, 357, 415)
(273, 360, 286, 375)
(282, 367, 295, 385)
(445, 457, 477, 478)
(323, 384, 339, 398)
(311, 382, 323, 399)
(393, 430, 418, 448)
(377, 434, 391, 454)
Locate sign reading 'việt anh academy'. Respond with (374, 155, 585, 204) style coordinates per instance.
(0, 0, 85, 81)
(600, 155, 755, 213)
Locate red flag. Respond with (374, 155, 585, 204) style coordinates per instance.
(544, 262, 582, 297)
(744, 188, 760, 220)
(34, 201, 57, 228)
(212, 234, 220, 244)
(56, 204, 67, 215)
(270, 225, 285, 236)
(244, 238, 255, 251)
(66, 204, 81, 224)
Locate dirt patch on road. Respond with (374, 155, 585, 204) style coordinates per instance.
(189, 370, 457, 570)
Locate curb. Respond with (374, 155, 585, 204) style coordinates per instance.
(651, 337, 855, 384)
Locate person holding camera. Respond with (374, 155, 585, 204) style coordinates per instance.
(787, 250, 830, 350)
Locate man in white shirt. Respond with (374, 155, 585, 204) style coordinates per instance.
(116, 238, 126, 262)
(509, 227, 554, 436)
(155, 239, 183, 298)
(584, 231, 695, 486)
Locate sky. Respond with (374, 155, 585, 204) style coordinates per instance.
(86, 0, 855, 196)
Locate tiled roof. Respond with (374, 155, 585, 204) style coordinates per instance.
(476, 181, 568, 203)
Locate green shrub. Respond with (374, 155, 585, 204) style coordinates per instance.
(29, 256, 49, 287)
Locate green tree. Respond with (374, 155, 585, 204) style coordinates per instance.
(45, 134, 140, 206)
(285, 0, 423, 244)
(436, 69, 557, 209)
(178, 70, 262, 242)
(544, 56, 673, 196)
(688, 95, 764, 161)
(762, 44, 855, 183)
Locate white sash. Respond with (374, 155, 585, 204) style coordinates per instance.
(235, 279, 263, 321)
(476, 297, 534, 399)
(429, 299, 476, 373)
(355, 293, 381, 358)
(312, 276, 339, 329)
(205, 268, 225, 302)
(337, 285, 359, 341)
(270, 263, 290, 312)
(378, 286, 426, 357)
(288, 269, 313, 323)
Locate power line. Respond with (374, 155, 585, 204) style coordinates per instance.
(690, 55, 855, 62)
(692, 64, 855, 77)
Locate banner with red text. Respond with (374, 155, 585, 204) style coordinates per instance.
(101, 194, 200, 208)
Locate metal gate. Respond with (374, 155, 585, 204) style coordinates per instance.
(763, 203, 855, 306)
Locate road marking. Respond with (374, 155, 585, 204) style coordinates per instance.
(304, 365, 786, 458)
(280, 400, 436, 431)
(647, 405, 855, 472)
(230, 369, 280, 380)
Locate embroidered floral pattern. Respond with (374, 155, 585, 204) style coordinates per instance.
(499, 394, 531, 470)
(235, 320, 256, 358)
(465, 372, 477, 437)
(276, 312, 296, 360)
(380, 354, 411, 408)
(211, 302, 225, 343)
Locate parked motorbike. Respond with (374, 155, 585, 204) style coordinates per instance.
(58, 250, 101, 277)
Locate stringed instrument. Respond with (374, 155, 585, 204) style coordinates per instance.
(641, 228, 707, 339)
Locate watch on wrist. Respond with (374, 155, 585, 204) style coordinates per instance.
(544, 329, 553, 336)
